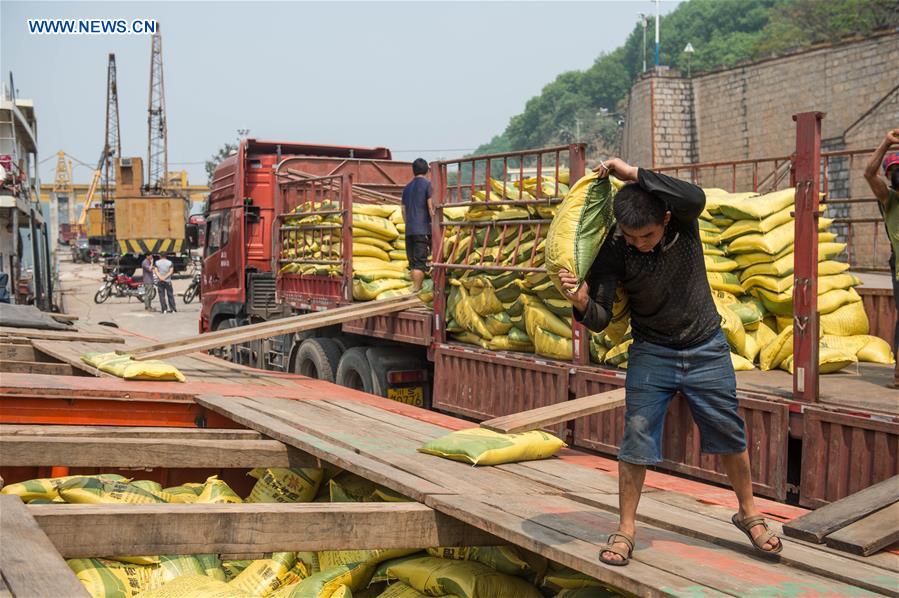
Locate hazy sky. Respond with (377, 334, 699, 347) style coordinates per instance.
(2, 1, 681, 186)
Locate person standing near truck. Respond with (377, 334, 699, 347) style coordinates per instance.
(401, 158, 434, 293)
(153, 254, 176, 314)
(863, 128, 899, 352)
(141, 254, 155, 311)
(558, 158, 781, 566)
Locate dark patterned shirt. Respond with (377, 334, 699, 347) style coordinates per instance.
(574, 169, 720, 349)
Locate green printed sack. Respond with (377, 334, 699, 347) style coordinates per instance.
(418, 428, 565, 466)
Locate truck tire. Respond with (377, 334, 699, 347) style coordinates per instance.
(213, 318, 239, 362)
(366, 347, 428, 403)
(293, 338, 342, 383)
(336, 347, 374, 393)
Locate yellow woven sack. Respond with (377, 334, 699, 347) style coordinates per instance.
(426, 546, 544, 578)
(352, 278, 410, 301)
(353, 236, 394, 252)
(718, 188, 794, 220)
(821, 301, 869, 336)
(751, 321, 777, 354)
(719, 205, 794, 241)
(353, 204, 396, 219)
(195, 476, 243, 504)
(376, 286, 414, 300)
(759, 327, 793, 371)
(68, 558, 157, 598)
(707, 272, 744, 295)
(484, 312, 514, 336)
(727, 219, 830, 255)
(731, 353, 755, 371)
(133, 575, 249, 598)
(198, 554, 228, 583)
(388, 250, 407, 261)
(353, 270, 408, 283)
(780, 348, 857, 374)
(542, 564, 607, 591)
(318, 550, 416, 572)
(352, 213, 399, 240)
(818, 273, 860, 294)
(354, 258, 406, 273)
(229, 552, 297, 596)
(453, 286, 494, 339)
(856, 336, 895, 364)
(486, 334, 534, 353)
(374, 582, 427, 597)
(418, 428, 565, 466)
(1, 474, 124, 502)
(704, 255, 739, 272)
(271, 561, 375, 598)
(533, 326, 573, 361)
(81, 352, 186, 382)
(246, 468, 323, 503)
(58, 477, 167, 505)
(523, 296, 572, 339)
(352, 243, 390, 262)
(462, 277, 504, 316)
(545, 173, 615, 295)
(605, 339, 632, 367)
(383, 556, 542, 598)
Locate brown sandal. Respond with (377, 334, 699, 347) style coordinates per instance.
(599, 532, 635, 566)
(732, 514, 783, 555)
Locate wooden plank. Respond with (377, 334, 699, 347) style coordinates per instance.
(0, 437, 319, 469)
(0, 424, 263, 440)
(647, 489, 899, 574)
(437, 493, 874, 597)
(567, 492, 899, 597)
(0, 344, 37, 361)
(196, 394, 450, 502)
(0, 327, 124, 344)
(0, 360, 76, 376)
(48, 313, 79, 321)
(824, 502, 899, 556)
(426, 494, 723, 598)
(30, 501, 500, 557)
(784, 475, 899, 543)
(30, 340, 113, 377)
(481, 388, 627, 434)
(128, 296, 420, 360)
(0, 496, 88, 597)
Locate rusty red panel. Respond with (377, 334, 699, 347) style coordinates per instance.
(277, 275, 345, 309)
(857, 287, 897, 347)
(342, 308, 433, 346)
(571, 367, 789, 500)
(432, 345, 569, 437)
(800, 408, 899, 508)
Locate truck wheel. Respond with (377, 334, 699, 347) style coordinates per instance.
(213, 318, 239, 362)
(293, 338, 342, 383)
(336, 347, 374, 393)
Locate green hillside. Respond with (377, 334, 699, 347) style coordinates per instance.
(474, 0, 898, 158)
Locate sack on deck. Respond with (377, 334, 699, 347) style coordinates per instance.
(418, 428, 565, 466)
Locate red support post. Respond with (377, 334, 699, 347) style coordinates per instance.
(430, 162, 447, 345)
(791, 112, 824, 402)
(341, 174, 354, 304)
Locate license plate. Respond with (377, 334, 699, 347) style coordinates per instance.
(387, 386, 423, 406)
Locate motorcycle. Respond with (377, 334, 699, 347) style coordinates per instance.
(182, 261, 201, 304)
(94, 270, 156, 304)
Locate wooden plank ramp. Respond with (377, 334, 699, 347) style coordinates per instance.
(783, 475, 898, 543)
(823, 502, 899, 556)
(124, 295, 421, 361)
(481, 388, 626, 433)
(196, 393, 891, 598)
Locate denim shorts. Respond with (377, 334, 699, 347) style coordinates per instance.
(619, 329, 746, 465)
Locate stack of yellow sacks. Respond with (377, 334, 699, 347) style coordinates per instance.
(444, 173, 581, 360)
(2, 470, 619, 598)
(278, 201, 432, 301)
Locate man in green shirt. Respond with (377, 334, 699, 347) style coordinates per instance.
(864, 128, 899, 352)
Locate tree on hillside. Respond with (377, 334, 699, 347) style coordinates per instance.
(205, 143, 238, 183)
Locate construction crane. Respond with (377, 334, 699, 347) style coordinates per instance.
(147, 27, 167, 192)
(51, 150, 74, 223)
(77, 53, 120, 229)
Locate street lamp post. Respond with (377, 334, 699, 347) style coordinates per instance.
(638, 13, 648, 73)
(683, 42, 695, 78)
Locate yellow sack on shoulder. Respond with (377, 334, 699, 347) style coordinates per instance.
(418, 428, 565, 466)
(545, 173, 615, 295)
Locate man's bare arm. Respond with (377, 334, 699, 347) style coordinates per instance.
(865, 129, 899, 206)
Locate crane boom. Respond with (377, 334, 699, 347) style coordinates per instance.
(147, 27, 167, 191)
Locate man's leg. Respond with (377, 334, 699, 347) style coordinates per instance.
(411, 269, 425, 292)
(165, 282, 176, 312)
(681, 330, 781, 552)
(721, 451, 780, 551)
(601, 461, 647, 563)
(143, 283, 152, 310)
(157, 283, 168, 312)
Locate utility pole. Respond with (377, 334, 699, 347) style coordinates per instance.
(103, 53, 120, 204)
(639, 13, 647, 73)
(655, 0, 661, 70)
(52, 151, 74, 225)
(147, 26, 168, 192)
